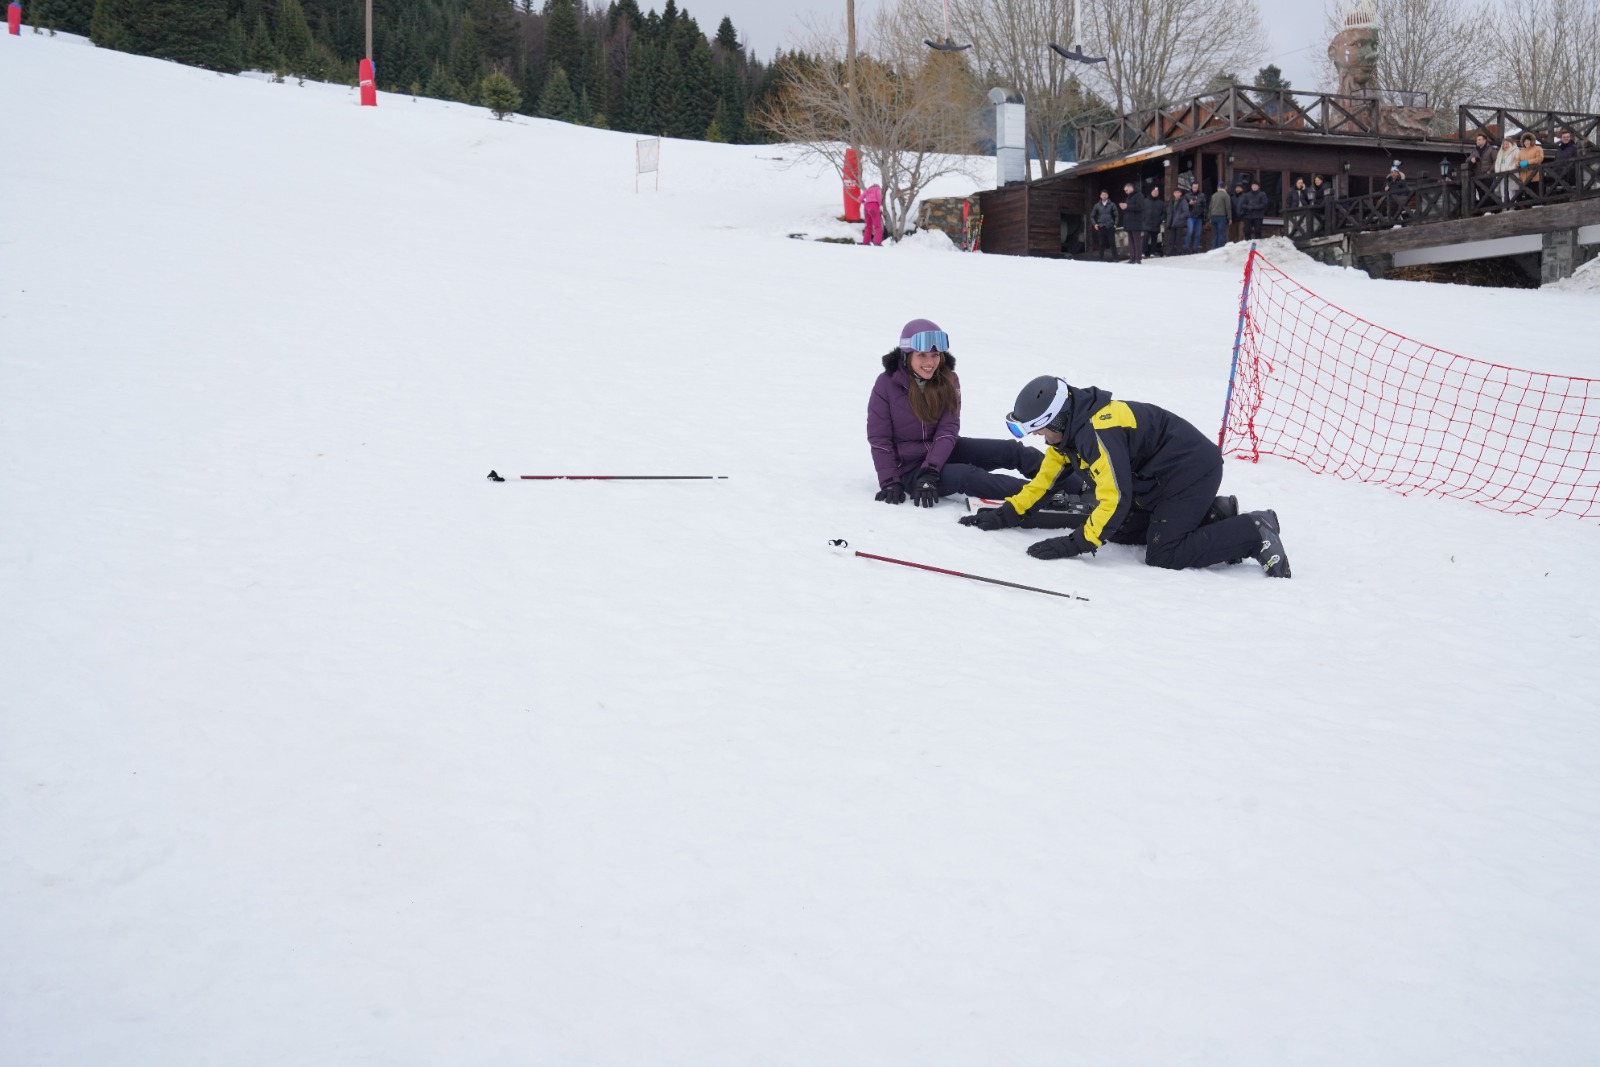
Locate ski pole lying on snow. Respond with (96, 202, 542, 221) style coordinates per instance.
(519, 474, 727, 481)
(827, 540, 1088, 602)
(486, 471, 728, 481)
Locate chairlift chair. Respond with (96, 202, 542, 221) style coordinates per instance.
(924, 0, 971, 51)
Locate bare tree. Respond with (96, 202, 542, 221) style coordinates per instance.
(1319, 0, 1491, 128)
(757, 5, 984, 241)
(1485, 0, 1600, 114)
(1081, 0, 1267, 113)
(887, 0, 1099, 176)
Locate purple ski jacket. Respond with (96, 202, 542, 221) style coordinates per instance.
(866, 351, 960, 486)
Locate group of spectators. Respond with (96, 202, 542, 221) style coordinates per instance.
(1087, 175, 1313, 262)
(1465, 127, 1584, 209)
(1084, 126, 1589, 255)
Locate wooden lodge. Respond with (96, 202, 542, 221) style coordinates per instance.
(975, 85, 1600, 268)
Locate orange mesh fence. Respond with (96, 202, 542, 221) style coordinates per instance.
(1220, 249, 1600, 519)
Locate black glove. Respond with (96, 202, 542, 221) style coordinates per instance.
(875, 481, 906, 505)
(958, 502, 1021, 530)
(910, 467, 940, 508)
(1027, 529, 1095, 560)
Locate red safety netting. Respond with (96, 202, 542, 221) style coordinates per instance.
(1220, 249, 1600, 519)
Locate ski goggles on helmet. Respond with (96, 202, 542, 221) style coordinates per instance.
(1006, 385, 1070, 438)
(899, 329, 950, 353)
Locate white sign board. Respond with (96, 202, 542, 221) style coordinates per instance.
(636, 137, 660, 192)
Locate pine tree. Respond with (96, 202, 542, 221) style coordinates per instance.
(471, 0, 519, 66)
(608, 0, 642, 34)
(91, 0, 239, 72)
(545, 0, 581, 78)
(380, 18, 425, 92)
(620, 37, 659, 133)
(480, 69, 523, 118)
(657, 40, 689, 137)
(246, 13, 279, 71)
(715, 61, 745, 142)
(537, 63, 582, 124)
(713, 15, 738, 55)
(275, 0, 315, 77)
(423, 59, 466, 102)
(680, 34, 716, 140)
(33, 0, 93, 36)
(1254, 64, 1291, 91)
(90, 0, 136, 53)
(705, 99, 730, 142)
(451, 15, 485, 94)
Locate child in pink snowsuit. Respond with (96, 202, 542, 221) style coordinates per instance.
(861, 184, 884, 246)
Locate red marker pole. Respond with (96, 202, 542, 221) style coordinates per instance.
(7, 3, 22, 36)
(842, 148, 862, 222)
(359, 58, 377, 107)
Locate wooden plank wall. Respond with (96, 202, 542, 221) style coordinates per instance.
(1025, 185, 1063, 257)
(976, 185, 1030, 256)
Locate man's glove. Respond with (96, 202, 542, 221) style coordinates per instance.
(1027, 529, 1096, 560)
(910, 468, 940, 508)
(875, 481, 907, 505)
(958, 502, 1021, 530)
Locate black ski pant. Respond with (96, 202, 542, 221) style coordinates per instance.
(906, 437, 1075, 500)
(1093, 225, 1117, 259)
(1126, 230, 1144, 263)
(1103, 461, 1261, 570)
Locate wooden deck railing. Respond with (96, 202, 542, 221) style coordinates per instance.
(1076, 86, 1397, 161)
(1282, 152, 1600, 241)
(1076, 88, 1600, 165)
(1457, 106, 1600, 147)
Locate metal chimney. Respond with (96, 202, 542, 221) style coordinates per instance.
(989, 88, 1027, 186)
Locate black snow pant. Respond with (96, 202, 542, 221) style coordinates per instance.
(1104, 461, 1262, 570)
(903, 437, 1080, 501)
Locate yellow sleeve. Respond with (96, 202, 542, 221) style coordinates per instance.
(1004, 446, 1068, 515)
(1080, 402, 1139, 546)
(1081, 439, 1122, 546)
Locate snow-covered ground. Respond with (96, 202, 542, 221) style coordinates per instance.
(3, 33, 1599, 1067)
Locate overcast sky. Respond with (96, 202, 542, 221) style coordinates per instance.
(691, 0, 1333, 92)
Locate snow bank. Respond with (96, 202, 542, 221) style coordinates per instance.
(1546, 255, 1600, 293)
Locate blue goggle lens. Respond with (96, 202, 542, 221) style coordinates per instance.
(901, 329, 950, 353)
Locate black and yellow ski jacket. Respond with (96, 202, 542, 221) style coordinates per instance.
(1003, 385, 1222, 547)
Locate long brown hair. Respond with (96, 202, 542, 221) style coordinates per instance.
(895, 350, 960, 424)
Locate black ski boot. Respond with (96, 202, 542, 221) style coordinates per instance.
(1204, 494, 1238, 525)
(1249, 510, 1291, 578)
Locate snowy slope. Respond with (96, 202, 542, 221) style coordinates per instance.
(3, 33, 1599, 1067)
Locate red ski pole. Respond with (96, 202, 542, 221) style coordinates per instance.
(485, 471, 727, 481)
(828, 540, 1088, 601)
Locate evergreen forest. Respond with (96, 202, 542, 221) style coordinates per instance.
(28, 0, 788, 143)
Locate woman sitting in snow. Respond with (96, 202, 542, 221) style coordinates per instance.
(867, 318, 1084, 511)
